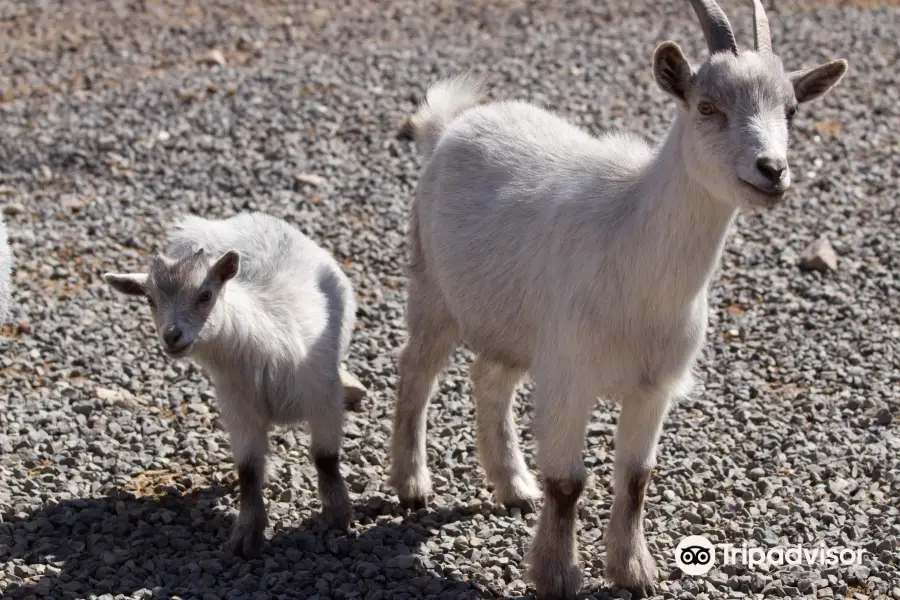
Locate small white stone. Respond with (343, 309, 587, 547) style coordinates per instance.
(95, 387, 124, 401)
(294, 173, 327, 187)
(799, 236, 838, 272)
(197, 49, 226, 67)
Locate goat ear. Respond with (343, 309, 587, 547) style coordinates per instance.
(103, 273, 148, 297)
(210, 250, 240, 284)
(790, 59, 848, 104)
(653, 42, 693, 103)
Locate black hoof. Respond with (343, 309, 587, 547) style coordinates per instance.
(225, 525, 264, 559)
(503, 497, 537, 515)
(398, 495, 428, 511)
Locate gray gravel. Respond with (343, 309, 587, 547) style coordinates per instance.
(0, 1, 898, 599)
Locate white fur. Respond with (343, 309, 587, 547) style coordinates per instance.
(394, 31, 849, 590)
(105, 212, 356, 555)
(389, 48, 846, 595)
(164, 213, 355, 442)
(409, 21, 845, 596)
(388, 78, 728, 597)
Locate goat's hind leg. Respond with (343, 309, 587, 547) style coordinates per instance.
(471, 356, 539, 511)
(308, 376, 352, 530)
(226, 422, 269, 558)
(389, 277, 459, 509)
(604, 388, 671, 595)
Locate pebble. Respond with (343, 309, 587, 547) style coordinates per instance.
(799, 236, 838, 272)
(197, 49, 226, 67)
(3, 203, 26, 217)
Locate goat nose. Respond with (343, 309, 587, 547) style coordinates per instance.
(756, 156, 787, 184)
(163, 326, 183, 347)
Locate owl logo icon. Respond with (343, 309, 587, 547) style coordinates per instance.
(675, 535, 716, 576)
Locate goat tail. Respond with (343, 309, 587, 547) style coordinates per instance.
(407, 73, 487, 161)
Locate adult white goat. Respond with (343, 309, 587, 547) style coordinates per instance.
(389, 1, 847, 598)
(104, 212, 356, 558)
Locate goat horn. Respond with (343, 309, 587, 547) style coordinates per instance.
(687, 0, 738, 55)
(752, 0, 773, 54)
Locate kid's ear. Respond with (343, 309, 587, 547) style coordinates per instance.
(103, 273, 148, 297)
(210, 250, 240, 284)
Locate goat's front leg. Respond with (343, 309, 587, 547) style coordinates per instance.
(605, 389, 671, 595)
(527, 371, 595, 600)
(308, 382, 352, 530)
(226, 424, 269, 558)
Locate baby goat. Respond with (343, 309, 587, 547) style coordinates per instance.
(391, 1, 847, 598)
(105, 212, 355, 557)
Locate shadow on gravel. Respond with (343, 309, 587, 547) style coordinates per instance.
(0, 486, 516, 600)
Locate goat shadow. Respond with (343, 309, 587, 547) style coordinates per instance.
(0, 485, 535, 600)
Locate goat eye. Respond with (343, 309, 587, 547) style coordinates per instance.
(146, 297, 156, 309)
(786, 105, 797, 120)
(698, 102, 717, 116)
(197, 290, 212, 303)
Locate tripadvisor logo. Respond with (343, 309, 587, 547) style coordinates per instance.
(676, 535, 716, 575)
(675, 535, 865, 576)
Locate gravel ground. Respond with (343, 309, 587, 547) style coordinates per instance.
(0, 1, 898, 599)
